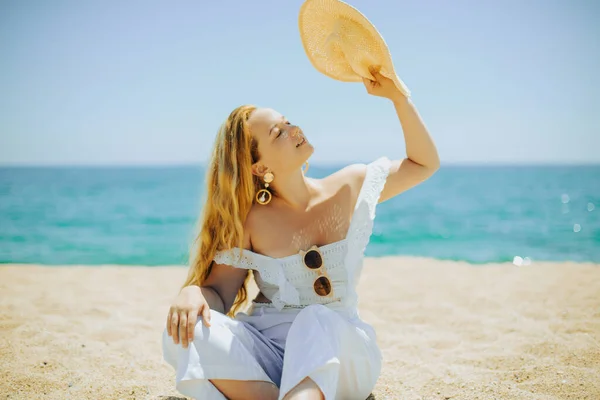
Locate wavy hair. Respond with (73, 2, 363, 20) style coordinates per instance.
(181, 104, 271, 317)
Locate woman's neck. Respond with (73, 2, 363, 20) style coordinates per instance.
(270, 171, 316, 211)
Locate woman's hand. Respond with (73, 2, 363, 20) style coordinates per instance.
(362, 65, 405, 103)
(166, 285, 212, 348)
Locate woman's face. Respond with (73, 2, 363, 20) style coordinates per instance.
(248, 107, 313, 176)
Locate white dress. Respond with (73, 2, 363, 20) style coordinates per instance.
(162, 156, 392, 400)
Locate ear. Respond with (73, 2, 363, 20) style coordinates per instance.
(251, 161, 269, 177)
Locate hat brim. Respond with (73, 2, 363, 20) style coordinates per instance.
(298, 0, 410, 96)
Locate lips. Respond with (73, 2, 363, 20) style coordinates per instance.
(296, 138, 306, 148)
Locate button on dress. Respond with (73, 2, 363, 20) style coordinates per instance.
(162, 156, 392, 400)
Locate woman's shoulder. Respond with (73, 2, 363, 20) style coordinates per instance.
(321, 162, 369, 202)
(324, 162, 368, 187)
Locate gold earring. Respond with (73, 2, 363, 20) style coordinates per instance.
(302, 161, 309, 174)
(256, 171, 274, 205)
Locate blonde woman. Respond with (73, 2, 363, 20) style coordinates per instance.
(162, 67, 440, 400)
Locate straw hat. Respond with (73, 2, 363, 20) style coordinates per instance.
(298, 0, 411, 97)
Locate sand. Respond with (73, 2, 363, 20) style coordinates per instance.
(1, 258, 599, 399)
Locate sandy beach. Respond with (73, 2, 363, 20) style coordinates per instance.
(1, 258, 599, 399)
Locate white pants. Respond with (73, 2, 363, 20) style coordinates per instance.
(162, 302, 382, 400)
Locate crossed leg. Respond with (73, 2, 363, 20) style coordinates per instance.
(209, 377, 324, 400)
(209, 379, 279, 400)
(281, 376, 325, 400)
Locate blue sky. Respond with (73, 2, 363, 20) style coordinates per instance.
(1, 0, 598, 166)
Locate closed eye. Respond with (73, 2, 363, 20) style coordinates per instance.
(275, 121, 290, 139)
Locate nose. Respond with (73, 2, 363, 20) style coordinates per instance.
(290, 126, 301, 138)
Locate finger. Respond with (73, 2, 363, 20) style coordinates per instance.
(179, 312, 188, 348)
(368, 65, 382, 76)
(187, 310, 198, 343)
(170, 312, 180, 344)
(166, 310, 173, 336)
(201, 305, 212, 328)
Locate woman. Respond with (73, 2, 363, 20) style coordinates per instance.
(162, 66, 440, 400)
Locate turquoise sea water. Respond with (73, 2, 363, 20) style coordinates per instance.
(1, 164, 598, 265)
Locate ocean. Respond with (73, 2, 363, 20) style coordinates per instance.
(1, 164, 598, 265)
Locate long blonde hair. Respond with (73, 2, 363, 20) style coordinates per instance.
(181, 104, 267, 317)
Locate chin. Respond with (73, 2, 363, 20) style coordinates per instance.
(303, 142, 315, 152)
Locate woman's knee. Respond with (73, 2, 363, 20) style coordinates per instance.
(190, 308, 230, 339)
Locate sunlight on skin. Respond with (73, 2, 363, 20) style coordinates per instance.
(290, 203, 347, 250)
(208, 379, 279, 400)
(282, 377, 325, 400)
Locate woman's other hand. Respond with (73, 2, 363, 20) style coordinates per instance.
(166, 285, 212, 348)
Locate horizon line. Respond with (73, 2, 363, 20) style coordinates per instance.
(1, 160, 599, 168)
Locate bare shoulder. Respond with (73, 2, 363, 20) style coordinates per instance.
(322, 162, 369, 194)
(324, 157, 439, 204)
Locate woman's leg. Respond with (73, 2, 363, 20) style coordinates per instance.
(163, 309, 284, 399)
(281, 377, 324, 400)
(209, 379, 279, 400)
(279, 304, 381, 400)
